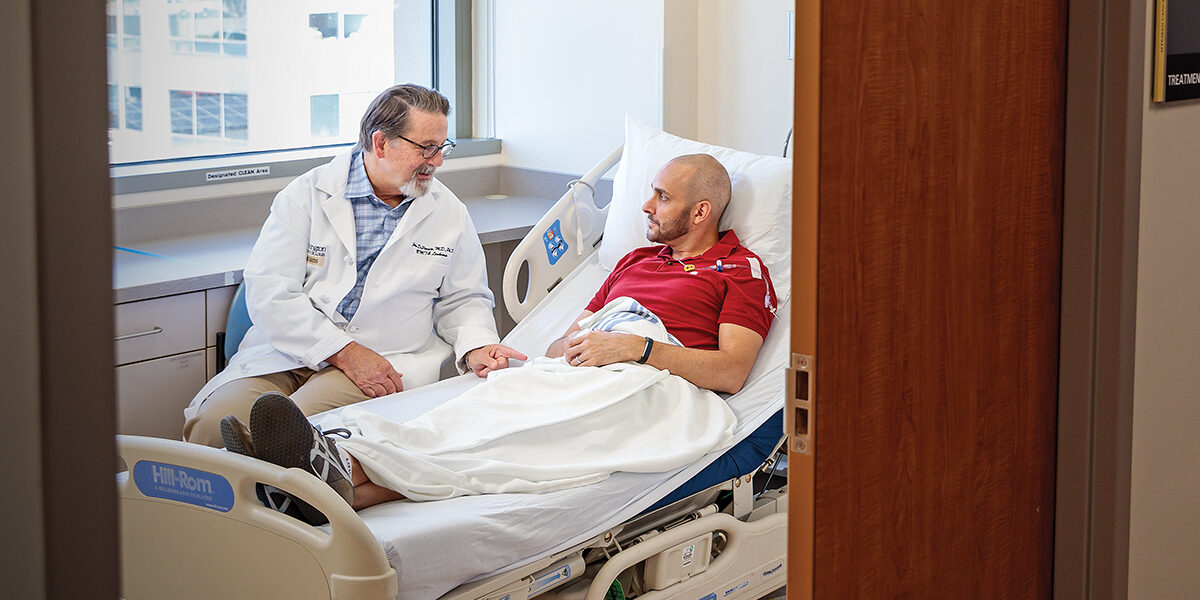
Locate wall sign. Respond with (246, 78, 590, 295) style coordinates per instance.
(1154, 0, 1200, 102)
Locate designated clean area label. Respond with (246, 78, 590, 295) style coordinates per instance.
(206, 165, 270, 181)
(133, 460, 234, 512)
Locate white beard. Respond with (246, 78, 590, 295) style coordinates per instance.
(400, 178, 429, 198)
(400, 167, 435, 198)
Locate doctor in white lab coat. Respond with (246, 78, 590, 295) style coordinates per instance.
(183, 84, 525, 447)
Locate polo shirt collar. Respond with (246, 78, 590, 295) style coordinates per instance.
(655, 229, 742, 262)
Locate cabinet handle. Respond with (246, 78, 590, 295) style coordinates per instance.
(115, 326, 164, 342)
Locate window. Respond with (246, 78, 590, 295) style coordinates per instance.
(109, 85, 120, 129)
(170, 89, 249, 140)
(108, 0, 141, 51)
(307, 11, 371, 39)
(123, 0, 142, 51)
(344, 14, 368, 38)
(110, 0, 479, 191)
(169, 0, 247, 56)
(310, 94, 340, 138)
(224, 93, 248, 139)
(308, 13, 338, 39)
(125, 86, 143, 131)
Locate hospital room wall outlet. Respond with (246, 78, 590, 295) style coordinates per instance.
(643, 533, 714, 591)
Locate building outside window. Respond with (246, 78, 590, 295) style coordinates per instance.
(168, 0, 247, 56)
(108, 0, 437, 166)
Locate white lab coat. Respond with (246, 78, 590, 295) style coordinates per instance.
(185, 150, 499, 422)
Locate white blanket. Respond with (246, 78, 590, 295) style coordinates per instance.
(327, 297, 737, 501)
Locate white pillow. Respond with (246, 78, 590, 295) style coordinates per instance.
(600, 115, 793, 302)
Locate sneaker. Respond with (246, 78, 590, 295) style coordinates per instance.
(250, 392, 355, 525)
(220, 414, 310, 522)
(260, 485, 305, 516)
(220, 415, 255, 457)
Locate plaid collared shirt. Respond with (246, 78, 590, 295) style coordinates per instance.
(336, 151, 414, 321)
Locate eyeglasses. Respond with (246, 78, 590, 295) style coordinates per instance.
(395, 134, 456, 159)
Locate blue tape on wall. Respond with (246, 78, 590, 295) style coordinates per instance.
(133, 460, 235, 512)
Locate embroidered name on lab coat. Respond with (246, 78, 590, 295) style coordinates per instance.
(306, 244, 327, 266)
(412, 242, 454, 258)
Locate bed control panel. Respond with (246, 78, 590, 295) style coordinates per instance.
(644, 533, 714, 591)
(542, 219, 569, 265)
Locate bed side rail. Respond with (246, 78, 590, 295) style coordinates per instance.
(117, 435, 396, 600)
(503, 145, 623, 323)
(583, 512, 786, 600)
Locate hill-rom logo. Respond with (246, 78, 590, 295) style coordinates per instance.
(133, 460, 235, 512)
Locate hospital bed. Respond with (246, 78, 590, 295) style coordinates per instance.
(116, 117, 794, 600)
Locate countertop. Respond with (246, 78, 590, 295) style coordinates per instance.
(113, 195, 555, 304)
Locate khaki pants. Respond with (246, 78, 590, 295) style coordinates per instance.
(183, 366, 369, 447)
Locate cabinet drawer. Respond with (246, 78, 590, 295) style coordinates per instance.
(114, 292, 206, 365)
(115, 349, 207, 439)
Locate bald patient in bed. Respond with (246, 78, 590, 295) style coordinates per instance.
(221, 154, 778, 525)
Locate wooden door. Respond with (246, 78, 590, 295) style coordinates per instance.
(788, 0, 1066, 597)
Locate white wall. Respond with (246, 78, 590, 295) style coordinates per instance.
(488, 0, 795, 174)
(490, 0, 666, 174)
(695, 0, 795, 155)
(1126, 1, 1200, 597)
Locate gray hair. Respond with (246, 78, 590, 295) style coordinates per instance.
(355, 84, 451, 152)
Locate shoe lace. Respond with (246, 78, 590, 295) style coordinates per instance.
(322, 427, 351, 439)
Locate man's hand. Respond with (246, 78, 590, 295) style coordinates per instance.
(325, 341, 405, 397)
(466, 344, 529, 377)
(546, 310, 592, 358)
(562, 331, 644, 368)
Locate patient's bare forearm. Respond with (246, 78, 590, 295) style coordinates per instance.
(644, 344, 755, 394)
(645, 324, 763, 394)
(560, 324, 763, 394)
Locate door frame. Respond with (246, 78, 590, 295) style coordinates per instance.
(1056, 0, 1144, 597)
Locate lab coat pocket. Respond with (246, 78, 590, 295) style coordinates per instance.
(390, 254, 453, 304)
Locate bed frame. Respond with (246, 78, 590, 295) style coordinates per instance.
(116, 434, 786, 600)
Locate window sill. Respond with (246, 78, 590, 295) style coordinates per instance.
(110, 138, 503, 209)
(110, 138, 502, 196)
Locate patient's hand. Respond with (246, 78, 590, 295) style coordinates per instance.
(563, 331, 642, 367)
(466, 344, 529, 378)
(326, 341, 405, 397)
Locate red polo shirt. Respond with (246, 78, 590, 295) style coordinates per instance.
(586, 230, 777, 350)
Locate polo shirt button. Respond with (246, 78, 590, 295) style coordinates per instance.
(344, 256, 353, 264)
(319, 294, 331, 303)
(349, 325, 360, 333)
